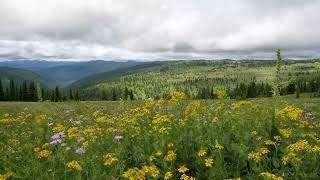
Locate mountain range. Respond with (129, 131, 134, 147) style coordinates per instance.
(0, 60, 143, 88)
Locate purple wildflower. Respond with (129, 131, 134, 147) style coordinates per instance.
(114, 135, 123, 142)
(75, 147, 86, 154)
(50, 139, 62, 145)
(51, 132, 65, 139)
(77, 137, 85, 142)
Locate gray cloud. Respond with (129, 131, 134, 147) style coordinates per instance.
(0, 0, 320, 60)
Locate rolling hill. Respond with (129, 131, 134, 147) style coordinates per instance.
(35, 60, 142, 86)
(0, 67, 57, 88)
(67, 61, 164, 89)
(0, 60, 143, 87)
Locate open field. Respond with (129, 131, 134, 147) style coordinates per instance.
(1, 95, 319, 179)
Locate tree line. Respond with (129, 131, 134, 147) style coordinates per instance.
(0, 79, 42, 101)
(0, 79, 80, 102)
(1, 76, 319, 102)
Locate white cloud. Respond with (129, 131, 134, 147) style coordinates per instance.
(0, 0, 320, 60)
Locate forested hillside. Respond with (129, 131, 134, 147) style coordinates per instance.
(70, 60, 320, 100)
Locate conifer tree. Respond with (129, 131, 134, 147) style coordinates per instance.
(54, 86, 61, 102)
(69, 89, 74, 100)
(9, 79, 16, 101)
(0, 79, 4, 101)
(112, 89, 117, 101)
(15, 86, 19, 101)
(36, 83, 42, 101)
(129, 90, 134, 100)
(18, 86, 22, 101)
(75, 91, 80, 101)
(29, 82, 38, 102)
(295, 84, 300, 99)
(5, 88, 9, 101)
(101, 90, 107, 100)
(124, 87, 129, 100)
(22, 81, 28, 101)
(50, 90, 55, 102)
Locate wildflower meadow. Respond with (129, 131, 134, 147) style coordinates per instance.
(0, 92, 319, 179)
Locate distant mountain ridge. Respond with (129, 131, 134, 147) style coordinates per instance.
(0, 67, 56, 88)
(67, 61, 163, 89)
(0, 60, 144, 87)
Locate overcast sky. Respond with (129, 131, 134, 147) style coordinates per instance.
(0, 0, 319, 61)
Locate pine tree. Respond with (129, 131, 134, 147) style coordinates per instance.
(15, 86, 19, 101)
(9, 79, 16, 101)
(129, 90, 134, 100)
(18, 86, 22, 101)
(41, 89, 45, 101)
(295, 84, 300, 99)
(29, 82, 38, 102)
(0, 79, 4, 101)
(101, 90, 107, 100)
(36, 83, 42, 101)
(112, 89, 117, 101)
(22, 81, 28, 101)
(5, 88, 9, 101)
(69, 89, 74, 100)
(50, 90, 55, 102)
(54, 86, 61, 102)
(75, 91, 80, 101)
(124, 87, 129, 100)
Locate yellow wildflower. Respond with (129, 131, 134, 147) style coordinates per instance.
(37, 150, 51, 158)
(122, 168, 145, 180)
(197, 149, 207, 157)
(180, 174, 196, 180)
(259, 172, 283, 180)
(275, 106, 303, 121)
(282, 152, 301, 165)
(155, 149, 163, 156)
(149, 155, 156, 162)
(265, 140, 276, 146)
(215, 143, 224, 150)
(274, 136, 281, 141)
(0, 171, 15, 180)
(205, 158, 214, 167)
(225, 178, 241, 180)
(256, 136, 262, 141)
(167, 143, 174, 149)
(212, 117, 219, 123)
(279, 128, 293, 138)
(251, 131, 258, 136)
(165, 150, 176, 162)
(148, 165, 159, 178)
(248, 151, 261, 162)
(66, 160, 82, 171)
(178, 165, 189, 173)
(103, 153, 118, 166)
(52, 123, 65, 132)
(257, 147, 270, 155)
(33, 147, 40, 152)
(164, 171, 173, 180)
